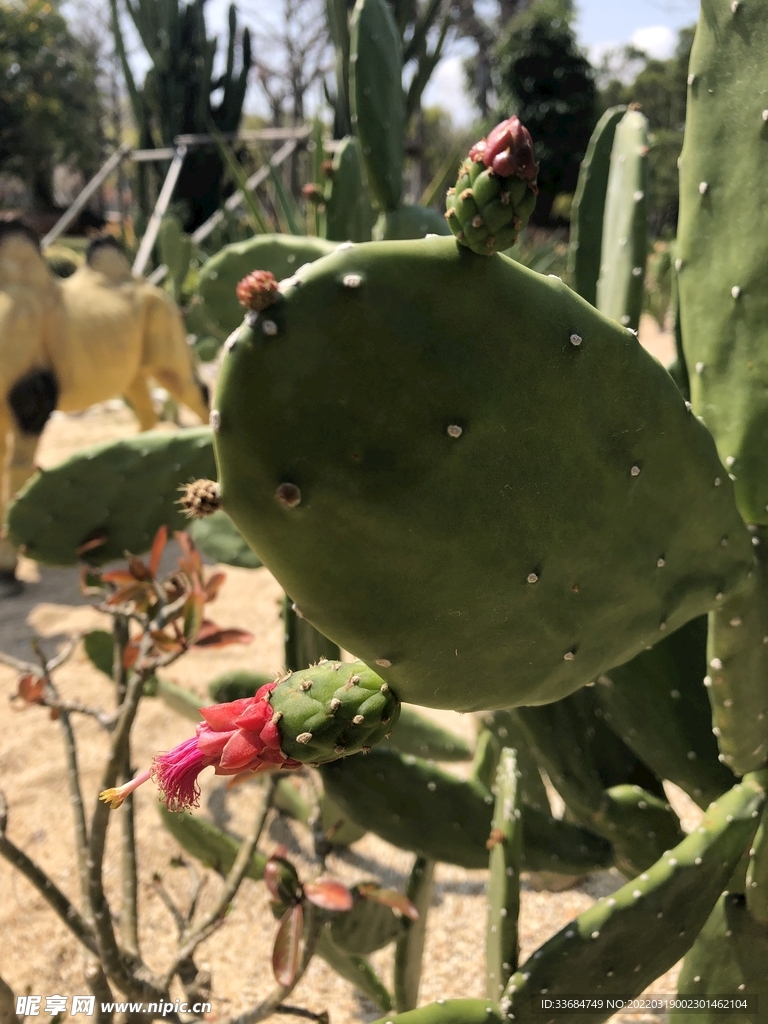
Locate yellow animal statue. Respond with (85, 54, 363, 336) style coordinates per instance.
(0, 221, 209, 596)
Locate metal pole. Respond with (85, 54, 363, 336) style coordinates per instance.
(41, 141, 132, 249)
(132, 145, 187, 278)
(191, 137, 300, 245)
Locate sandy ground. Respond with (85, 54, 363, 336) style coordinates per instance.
(0, 318, 687, 1024)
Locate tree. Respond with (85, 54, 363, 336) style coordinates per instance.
(493, 0, 597, 224)
(0, 0, 105, 210)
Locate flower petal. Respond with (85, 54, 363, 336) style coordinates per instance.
(218, 729, 265, 772)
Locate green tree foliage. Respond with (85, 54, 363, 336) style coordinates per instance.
(493, 0, 597, 224)
(597, 27, 694, 236)
(0, 0, 104, 209)
(111, 0, 252, 230)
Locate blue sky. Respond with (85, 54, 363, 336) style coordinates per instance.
(158, 0, 702, 125)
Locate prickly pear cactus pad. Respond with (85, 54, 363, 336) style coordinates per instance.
(6, 428, 215, 565)
(197, 235, 336, 336)
(212, 237, 753, 712)
(677, 0, 768, 525)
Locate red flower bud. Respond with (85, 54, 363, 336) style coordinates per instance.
(471, 116, 539, 189)
(236, 270, 280, 312)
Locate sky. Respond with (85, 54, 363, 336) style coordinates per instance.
(140, 0, 702, 128)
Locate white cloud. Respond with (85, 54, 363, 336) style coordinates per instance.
(422, 55, 478, 129)
(630, 25, 677, 59)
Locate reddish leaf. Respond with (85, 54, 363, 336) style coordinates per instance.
(149, 630, 185, 654)
(127, 554, 152, 582)
(100, 569, 136, 586)
(122, 641, 140, 670)
(203, 572, 226, 603)
(106, 582, 151, 606)
(149, 526, 168, 578)
(75, 531, 108, 556)
(193, 622, 254, 648)
(272, 904, 303, 987)
(357, 884, 420, 921)
(304, 878, 354, 912)
(17, 674, 46, 705)
(174, 531, 195, 557)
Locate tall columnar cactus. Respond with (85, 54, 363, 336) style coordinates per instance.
(567, 106, 627, 305)
(595, 108, 649, 331)
(211, 235, 752, 712)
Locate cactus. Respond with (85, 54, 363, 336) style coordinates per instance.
(502, 772, 767, 1023)
(746, 808, 768, 924)
(394, 857, 435, 1011)
(595, 108, 649, 331)
(212, 237, 752, 713)
(486, 749, 522, 1002)
(677, 0, 768, 528)
(480, 712, 550, 814)
(188, 509, 262, 569)
(567, 106, 627, 305)
(315, 930, 393, 1012)
(595, 616, 735, 808)
(673, 892, 768, 1023)
(320, 747, 613, 875)
(196, 235, 336, 336)
(373, 204, 451, 240)
(6, 428, 215, 565)
(371, 1004, 504, 1024)
(324, 136, 376, 242)
(381, 706, 472, 762)
(157, 805, 268, 880)
(157, 215, 192, 302)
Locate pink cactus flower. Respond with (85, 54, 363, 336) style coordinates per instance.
(99, 682, 301, 812)
(469, 116, 539, 190)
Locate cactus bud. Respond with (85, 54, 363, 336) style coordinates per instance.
(236, 270, 280, 312)
(446, 116, 539, 256)
(178, 478, 221, 519)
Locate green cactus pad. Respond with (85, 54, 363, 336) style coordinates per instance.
(395, 856, 434, 1011)
(372, 205, 451, 240)
(371, 1002, 503, 1024)
(207, 670, 276, 704)
(320, 791, 367, 846)
(595, 616, 735, 808)
(320, 748, 612, 874)
(677, 0, 768, 525)
(567, 106, 627, 306)
(213, 237, 752, 712)
(324, 136, 376, 243)
(597, 785, 685, 879)
(707, 530, 768, 775)
(157, 805, 267, 879)
(283, 597, 341, 672)
(329, 883, 405, 954)
(673, 892, 768, 1024)
(269, 659, 399, 763)
(596, 109, 649, 331)
(380, 706, 472, 761)
(480, 711, 551, 814)
(502, 772, 768, 1023)
(188, 509, 261, 568)
(316, 930, 392, 1012)
(197, 234, 335, 336)
(486, 749, 522, 1001)
(445, 158, 536, 255)
(349, 0, 405, 211)
(6, 428, 215, 565)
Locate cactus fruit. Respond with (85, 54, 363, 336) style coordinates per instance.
(6, 428, 215, 565)
(188, 510, 262, 569)
(320, 748, 612, 874)
(567, 106, 627, 305)
(706, 532, 768, 775)
(395, 857, 435, 1011)
(486, 749, 522, 1001)
(324, 136, 376, 243)
(371, 1004, 504, 1024)
(677, 0, 768, 527)
(444, 118, 539, 255)
(595, 108, 649, 331)
(196, 235, 335, 335)
(349, 0, 405, 212)
(212, 236, 752, 713)
(595, 616, 735, 808)
(502, 772, 768, 1024)
(372, 205, 451, 241)
(673, 892, 768, 1024)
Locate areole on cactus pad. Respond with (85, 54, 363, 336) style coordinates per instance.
(210, 231, 753, 713)
(100, 660, 399, 810)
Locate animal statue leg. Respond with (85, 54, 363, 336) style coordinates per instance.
(0, 428, 39, 598)
(124, 374, 159, 432)
(0, 417, 23, 596)
(153, 367, 210, 425)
